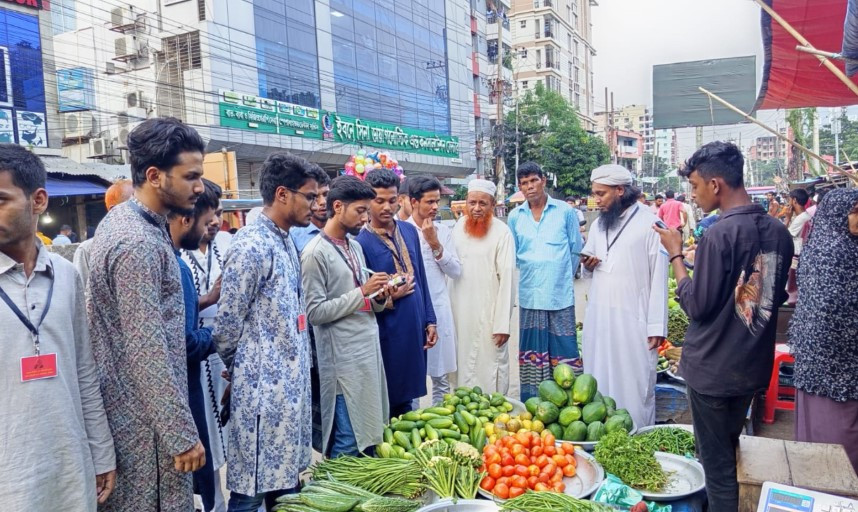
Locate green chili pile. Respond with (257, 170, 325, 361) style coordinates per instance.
(636, 427, 695, 457)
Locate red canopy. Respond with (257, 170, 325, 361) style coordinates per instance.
(755, 0, 857, 110)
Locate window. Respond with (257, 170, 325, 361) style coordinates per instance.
(522, 80, 528, 89)
(568, 33, 572, 47)
(198, 0, 206, 20)
(51, 0, 77, 35)
(519, 48, 527, 58)
(520, 20, 527, 28)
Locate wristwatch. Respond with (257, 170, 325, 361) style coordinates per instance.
(432, 247, 443, 259)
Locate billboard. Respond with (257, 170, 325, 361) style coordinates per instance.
(652, 56, 757, 130)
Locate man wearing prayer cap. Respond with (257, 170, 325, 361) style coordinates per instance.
(448, 178, 515, 393)
(579, 164, 669, 428)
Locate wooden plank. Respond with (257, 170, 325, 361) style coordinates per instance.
(737, 436, 791, 512)
(785, 440, 858, 498)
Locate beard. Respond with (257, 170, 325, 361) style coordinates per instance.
(162, 182, 197, 217)
(178, 220, 205, 250)
(598, 198, 625, 232)
(464, 211, 493, 239)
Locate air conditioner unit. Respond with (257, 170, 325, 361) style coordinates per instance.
(126, 90, 145, 108)
(115, 36, 139, 59)
(90, 138, 109, 156)
(110, 7, 134, 28)
(63, 113, 94, 139)
(118, 122, 141, 147)
(127, 107, 147, 121)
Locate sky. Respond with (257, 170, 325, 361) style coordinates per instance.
(590, 0, 792, 162)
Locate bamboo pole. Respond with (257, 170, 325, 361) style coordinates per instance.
(795, 45, 844, 61)
(754, 0, 858, 98)
(697, 87, 857, 183)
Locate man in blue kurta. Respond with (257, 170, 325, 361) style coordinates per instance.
(356, 169, 438, 418)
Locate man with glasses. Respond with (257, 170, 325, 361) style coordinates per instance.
(214, 152, 325, 511)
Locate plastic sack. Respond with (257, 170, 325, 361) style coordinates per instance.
(592, 474, 672, 512)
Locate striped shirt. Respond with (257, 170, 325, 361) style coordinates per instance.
(508, 195, 583, 310)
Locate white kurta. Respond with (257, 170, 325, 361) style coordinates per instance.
(582, 203, 668, 429)
(180, 230, 232, 471)
(407, 217, 461, 377)
(449, 217, 515, 394)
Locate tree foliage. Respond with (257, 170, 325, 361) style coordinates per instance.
(820, 112, 858, 164)
(503, 83, 610, 197)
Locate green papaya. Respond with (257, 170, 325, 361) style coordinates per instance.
(538, 380, 568, 407)
(535, 400, 560, 424)
(571, 374, 598, 404)
(602, 396, 617, 410)
(558, 406, 582, 427)
(564, 421, 588, 442)
(592, 391, 604, 404)
(547, 422, 564, 439)
(622, 414, 634, 432)
(525, 397, 541, 416)
(604, 415, 627, 434)
(586, 421, 606, 442)
(489, 393, 505, 407)
(581, 402, 607, 424)
(553, 363, 576, 389)
(472, 386, 483, 395)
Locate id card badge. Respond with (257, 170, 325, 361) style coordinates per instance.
(359, 297, 372, 312)
(595, 257, 614, 274)
(21, 353, 58, 382)
(298, 314, 307, 332)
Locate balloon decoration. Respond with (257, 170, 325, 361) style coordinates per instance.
(343, 150, 404, 181)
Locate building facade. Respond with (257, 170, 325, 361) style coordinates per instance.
(654, 129, 677, 167)
(53, 0, 481, 198)
(508, 0, 598, 132)
(595, 103, 654, 155)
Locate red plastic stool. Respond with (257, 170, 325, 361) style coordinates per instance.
(763, 344, 795, 424)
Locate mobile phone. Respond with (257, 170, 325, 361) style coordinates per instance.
(654, 220, 668, 229)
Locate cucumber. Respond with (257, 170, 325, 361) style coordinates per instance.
(401, 411, 421, 422)
(466, 402, 478, 411)
(453, 412, 470, 434)
(456, 386, 473, 393)
(460, 433, 469, 442)
(411, 428, 422, 450)
(444, 404, 456, 414)
(377, 442, 393, 458)
(443, 437, 459, 447)
(391, 421, 416, 432)
(420, 412, 441, 421)
(438, 428, 461, 439)
(427, 417, 453, 429)
(392, 445, 406, 458)
(472, 386, 483, 395)
(393, 431, 412, 450)
(383, 427, 393, 444)
(299, 493, 360, 512)
(424, 423, 439, 441)
(424, 407, 452, 416)
(415, 420, 426, 429)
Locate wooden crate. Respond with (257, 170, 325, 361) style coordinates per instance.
(736, 436, 858, 512)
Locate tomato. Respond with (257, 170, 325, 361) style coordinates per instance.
(552, 454, 569, 468)
(516, 432, 532, 448)
(531, 445, 543, 457)
(544, 463, 557, 477)
(511, 444, 525, 456)
(550, 472, 563, 484)
(485, 445, 497, 456)
(514, 453, 531, 466)
(501, 454, 515, 467)
(565, 454, 576, 467)
(534, 482, 551, 492)
(514, 464, 529, 477)
(480, 476, 496, 491)
(493, 483, 510, 499)
(479, 464, 487, 473)
(544, 433, 556, 445)
(536, 454, 550, 468)
(553, 481, 566, 493)
(527, 475, 539, 489)
(509, 486, 526, 498)
(488, 463, 503, 479)
(543, 445, 557, 456)
(537, 472, 551, 484)
(532, 435, 543, 447)
(502, 465, 516, 477)
(563, 464, 577, 478)
(511, 475, 528, 489)
(485, 452, 502, 465)
(561, 443, 577, 456)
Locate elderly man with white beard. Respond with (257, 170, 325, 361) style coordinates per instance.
(449, 179, 515, 394)
(580, 165, 669, 429)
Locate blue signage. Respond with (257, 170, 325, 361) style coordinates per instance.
(57, 67, 94, 112)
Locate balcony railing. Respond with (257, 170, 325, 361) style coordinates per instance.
(486, 11, 510, 29)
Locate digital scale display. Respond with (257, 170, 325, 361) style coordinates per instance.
(764, 489, 814, 512)
(760, 482, 858, 512)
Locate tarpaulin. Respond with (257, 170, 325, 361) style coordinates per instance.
(756, 0, 857, 109)
(46, 176, 106, 196)
(843, 0, 858, 75)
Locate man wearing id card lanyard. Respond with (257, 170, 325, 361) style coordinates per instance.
(0, 144, 116, 511)
(87, 117, 208, 512)
(301, 176, 392, 458)
(214, 152, 326, 511)
(579, 164, 668, 430)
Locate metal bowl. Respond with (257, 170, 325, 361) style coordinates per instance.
(506, 397, 526, 415)
(666, 369, 685, 383)
(416, 499, 499, 512)
(634, 452, 705, 501)
(556, 424, 638, 452)
(477, 448, 605, 502)
(635, 424, 694, 436)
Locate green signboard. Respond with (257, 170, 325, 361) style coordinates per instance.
(218, 90, 459, 159)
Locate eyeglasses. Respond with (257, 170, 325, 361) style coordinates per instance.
(288, 188, 318, 203)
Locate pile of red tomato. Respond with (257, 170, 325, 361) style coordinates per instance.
(478, 431, 578, 500)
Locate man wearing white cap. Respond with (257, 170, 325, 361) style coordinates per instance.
(448, 179, 515, 394)
(580, 164, 669, 428)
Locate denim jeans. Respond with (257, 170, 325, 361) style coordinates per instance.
(227, 485, 297, 512)
(687, 386, 754, 512)
(330, 394, 360, 458)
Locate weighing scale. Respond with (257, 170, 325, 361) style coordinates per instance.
(758, 482, 858, 512)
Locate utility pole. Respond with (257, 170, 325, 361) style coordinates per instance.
(610, 91, 616, 164)
(832, 107, 842, 166)
(811, 108, 820, 175)
(494, 47, 506, 204)
(695, 126, 703, 149)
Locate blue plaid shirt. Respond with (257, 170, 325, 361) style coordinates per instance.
(508, 195, 583, 311)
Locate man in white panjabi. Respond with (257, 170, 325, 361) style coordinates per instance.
(579, 165, 668, 429)
(406, 176, 462, 404)
(449, 179, 515, 394)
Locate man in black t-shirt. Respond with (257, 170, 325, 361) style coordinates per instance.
(655, 142, 793, 512)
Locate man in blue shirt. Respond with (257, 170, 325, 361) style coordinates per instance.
(508, 162, 583, 401)
(291, 164, 331, 253)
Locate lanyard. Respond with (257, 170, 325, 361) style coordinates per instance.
(0, 276, 54, 355)
(606, 206, 640, 255)
(128, 201, 171, 245)
(274, 225, 303, 300)
(187, 244, 214, 290)
(321, 233, 363, 288)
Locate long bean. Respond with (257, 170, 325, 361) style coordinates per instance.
(311, 456, 424, 498)
(500, 490, 614, 512)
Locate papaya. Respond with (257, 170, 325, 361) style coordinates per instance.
(621, 414, 634, 432)
(538, 380, 568, 407)
(525, 397, 541, 416)
(557, 406, 582, 427)
(604, 415, 629, 434)
(563, 421, 588, 442)
(553, 363, 576, 389)
(581, 402, 607, 424)
(547, 422, 564, 439)
(535, 400, 560, 424)
(602, 396, 617, 410)
(586, 421, 606, 442)
(592, 391, 604, 404)
(571, 374, 598, 404)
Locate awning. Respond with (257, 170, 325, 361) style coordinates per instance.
(46, 176, 107, 196)
(756, 0, 858, 109)
(507, 191, 525, 203)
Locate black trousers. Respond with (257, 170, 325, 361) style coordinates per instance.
(687, 386, 755, 512)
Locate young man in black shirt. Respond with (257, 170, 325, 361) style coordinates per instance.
(654, 142, 793, 512)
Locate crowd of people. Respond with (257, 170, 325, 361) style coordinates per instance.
(0, 116, 855, 512)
